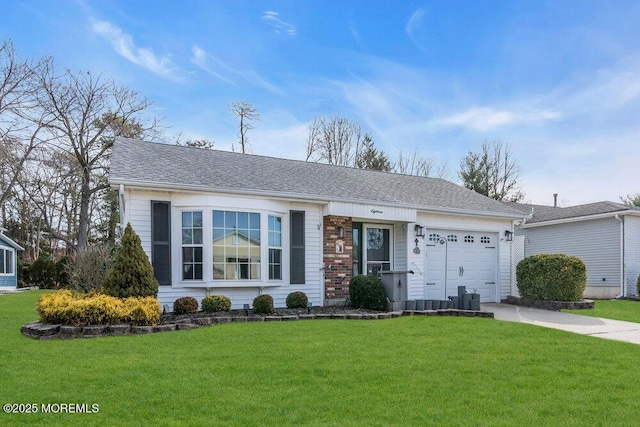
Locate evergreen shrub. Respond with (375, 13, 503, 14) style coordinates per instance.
(516, 254, 587, 301)
(201, 295, 231, 312)
(27, 255, 58, 289)
(173, 297, 199, 315)
(102, 223, 159, 298)
(253, 294, 274, 315)
(36, 290, 160, 326)
(349, 275, 386, 310)
(285, 291, 308, 309)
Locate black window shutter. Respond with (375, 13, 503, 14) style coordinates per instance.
(151, 201, 171, 286)
(290, 210, 305, 284)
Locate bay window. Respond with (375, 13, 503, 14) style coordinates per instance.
(213, 210, 261, 280)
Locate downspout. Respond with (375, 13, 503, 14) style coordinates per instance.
(615, 214, 624, 298)
(511, 216, 529, 297)
(119, 184, 126, 233)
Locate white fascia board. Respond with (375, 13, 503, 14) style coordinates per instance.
(520, 210, 640, 228)
(109, 178, 525, 221)
(0, 233, 24, 251)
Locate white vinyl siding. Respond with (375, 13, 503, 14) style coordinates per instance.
(623, 216, 640, 296)
(124, 190, 324, 309)
(407, 213, 514, 303)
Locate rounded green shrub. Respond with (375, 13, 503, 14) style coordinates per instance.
(349, 275, 386, 310)
(173, 296, 199, 315)
(637, 274, 640, 296)
(28, 255, 58, 289)
(516, 254, 587, 301)
(201, 295, 231, 312)
(285, 291, 308, 309)
(253, 294, 274, 315)
(102, 223, 159, 298)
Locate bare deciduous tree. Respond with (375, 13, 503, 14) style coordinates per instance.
(393, 149, 449, 179)
(0, 39, 51, 209)
(34, 69, 157, 252)
(620, 193, 640, 207)
(305, 115, 373, 167)
(176, 136, 215, 149)
(458, 140, 523, 202)
(228, 101, 259, 153)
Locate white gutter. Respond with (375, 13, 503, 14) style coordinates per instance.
(615, 214, 624, 298)
(521, 210, 640, 228)
(109, 179, 525, 221)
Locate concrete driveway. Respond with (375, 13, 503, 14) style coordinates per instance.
(481, 303, 640, 345)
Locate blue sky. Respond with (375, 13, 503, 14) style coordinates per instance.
(3, 0, 640, 206)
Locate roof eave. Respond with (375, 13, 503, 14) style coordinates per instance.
(521, 210, 640, 228)
(0, 233, 24, 251)
(110, 178, 525, 221)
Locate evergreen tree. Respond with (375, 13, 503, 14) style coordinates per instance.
(102, 223, 159, 298)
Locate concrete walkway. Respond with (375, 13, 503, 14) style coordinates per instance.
(481, 303, 640, 345)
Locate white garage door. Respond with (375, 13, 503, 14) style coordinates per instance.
(424, 230, 498, 302)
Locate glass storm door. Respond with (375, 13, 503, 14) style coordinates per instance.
(364, 225, 392, 276)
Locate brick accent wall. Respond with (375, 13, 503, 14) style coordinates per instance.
(323, 216, 353, 302)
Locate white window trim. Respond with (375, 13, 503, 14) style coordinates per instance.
(363, 223, 394, 275)
(171, 207, 289, 288)
(267, 214, 283, 281)
(0, 246, 15, 276)
(179, 210, 205, 282)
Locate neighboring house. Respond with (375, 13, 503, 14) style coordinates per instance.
(0, 229, 24, 289)
(510, 201, 640, 298)
(109, 138, 525, 310)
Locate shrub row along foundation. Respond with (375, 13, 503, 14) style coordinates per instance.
(21, 309, 495, 340)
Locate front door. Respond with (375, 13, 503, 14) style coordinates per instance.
(363, 225, 393, 276)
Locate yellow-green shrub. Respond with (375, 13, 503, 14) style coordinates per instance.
(121, 297, 161, 326)
(37, 291, 161, 326)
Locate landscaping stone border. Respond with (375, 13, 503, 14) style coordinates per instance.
(21, 309, 494, 340)
(504, 295, 594, 311)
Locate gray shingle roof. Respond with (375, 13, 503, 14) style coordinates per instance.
(110, 138, 524, 218)
(506, 200, 640, 224)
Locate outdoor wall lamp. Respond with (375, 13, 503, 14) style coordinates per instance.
(337, 226, 345, 239)
(504, 230, 513, 242)
(414, 224, 424, 238)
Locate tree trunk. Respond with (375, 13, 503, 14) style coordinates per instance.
(77, 169, 91, 253)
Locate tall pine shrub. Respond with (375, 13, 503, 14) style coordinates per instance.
(102, 223, 159, 298)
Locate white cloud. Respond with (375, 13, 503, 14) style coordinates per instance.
(261, 11, 297, 36)
(190, 45, 283, 95)
(91, 20, 179, 80)
(428, 107, 561, 131)
(190, 45, 235, 84)
(405, 8, 428, 52)
(350, 24, 361, 44)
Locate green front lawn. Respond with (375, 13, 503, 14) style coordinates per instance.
(564, 299, 640, 323)
(2, 291, 640, 426)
